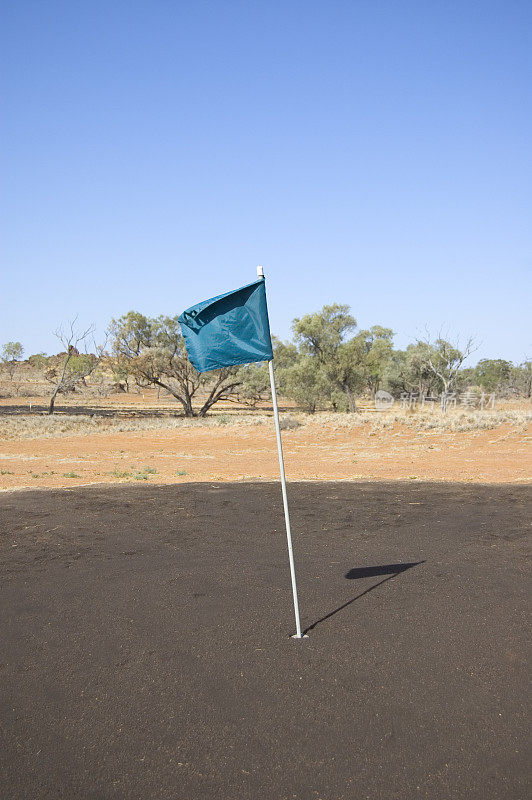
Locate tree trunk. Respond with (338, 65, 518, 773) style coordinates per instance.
(344, 385, 358, 413)
(48, 389, 59, 414)
(197, 380, 241, 417)
(183, 398, 196, 417)
(175, 390, 196, 417)
(170, 391, 195, 416)
(48, 350, 72, 414)
(441, 378, 449, 414)
(148, 377, 196, 416)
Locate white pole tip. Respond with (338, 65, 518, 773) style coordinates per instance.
(257, 265, 264, 277)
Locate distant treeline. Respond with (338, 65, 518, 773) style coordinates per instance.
(2, 303, 530, 415)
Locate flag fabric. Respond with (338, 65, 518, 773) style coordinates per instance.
(178, 278, 274, 373)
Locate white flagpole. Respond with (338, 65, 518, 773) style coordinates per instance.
(258, 266, 305, 639)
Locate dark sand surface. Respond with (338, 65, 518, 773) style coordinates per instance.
(1, 482, 529, 799)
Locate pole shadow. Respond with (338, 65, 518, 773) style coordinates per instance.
(303, 561, 424, 635)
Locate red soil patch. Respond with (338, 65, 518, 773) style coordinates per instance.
(0, 421, 529, 491)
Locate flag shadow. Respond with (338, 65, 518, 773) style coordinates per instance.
(303, 561, 424, 635)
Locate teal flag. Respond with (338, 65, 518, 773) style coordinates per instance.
(178, 278, 274, 373)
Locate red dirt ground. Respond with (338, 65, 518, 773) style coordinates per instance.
(0, 420, 529, 491)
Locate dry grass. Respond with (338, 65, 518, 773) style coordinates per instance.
(1, 405, 530, 441)
(0, 412, 272, 440)
(308, 407, 532, 434)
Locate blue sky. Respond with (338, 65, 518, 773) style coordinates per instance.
(1, 0, 531, 363)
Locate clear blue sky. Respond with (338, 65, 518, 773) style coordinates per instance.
(1, 0, 531, 363)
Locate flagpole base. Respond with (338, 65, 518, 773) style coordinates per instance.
(291, 634, 309, 639)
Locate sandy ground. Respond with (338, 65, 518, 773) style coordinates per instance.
(0, 418, 530, 490)
(1, 482, 529, 799)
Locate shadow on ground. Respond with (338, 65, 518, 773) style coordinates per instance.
(303, 561, 424, 634)
(0, 403, 294, 418)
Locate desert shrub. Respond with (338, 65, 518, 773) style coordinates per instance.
(279, 415, 302, 430)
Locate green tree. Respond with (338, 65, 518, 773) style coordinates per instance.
(385, 343, 439, 396)
(1, 341, 24, 382)
(235, 362, 270, 407)
(109, 311, 242, 417)
(293, 304, 356, 363)
(271, 337, 299, 370)
(334, 334, 368, 411)
(455, 366, 476, 391)
(28, 352, 48, 371)
(330, 327, 394, 410)
(293, 304, 361, 410)
(473, 359, 512, 392)
(292, 306, 394, 411)
(109, 360, 131, 392)
(360, 326, 395, 396)
(279, 356, 330, 413)
(269, 338, 331, 413)
(509, 360, 532, 398)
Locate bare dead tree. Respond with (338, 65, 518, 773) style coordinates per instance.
(418, 330, 478, 411)
(47, 319, 106, 414)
